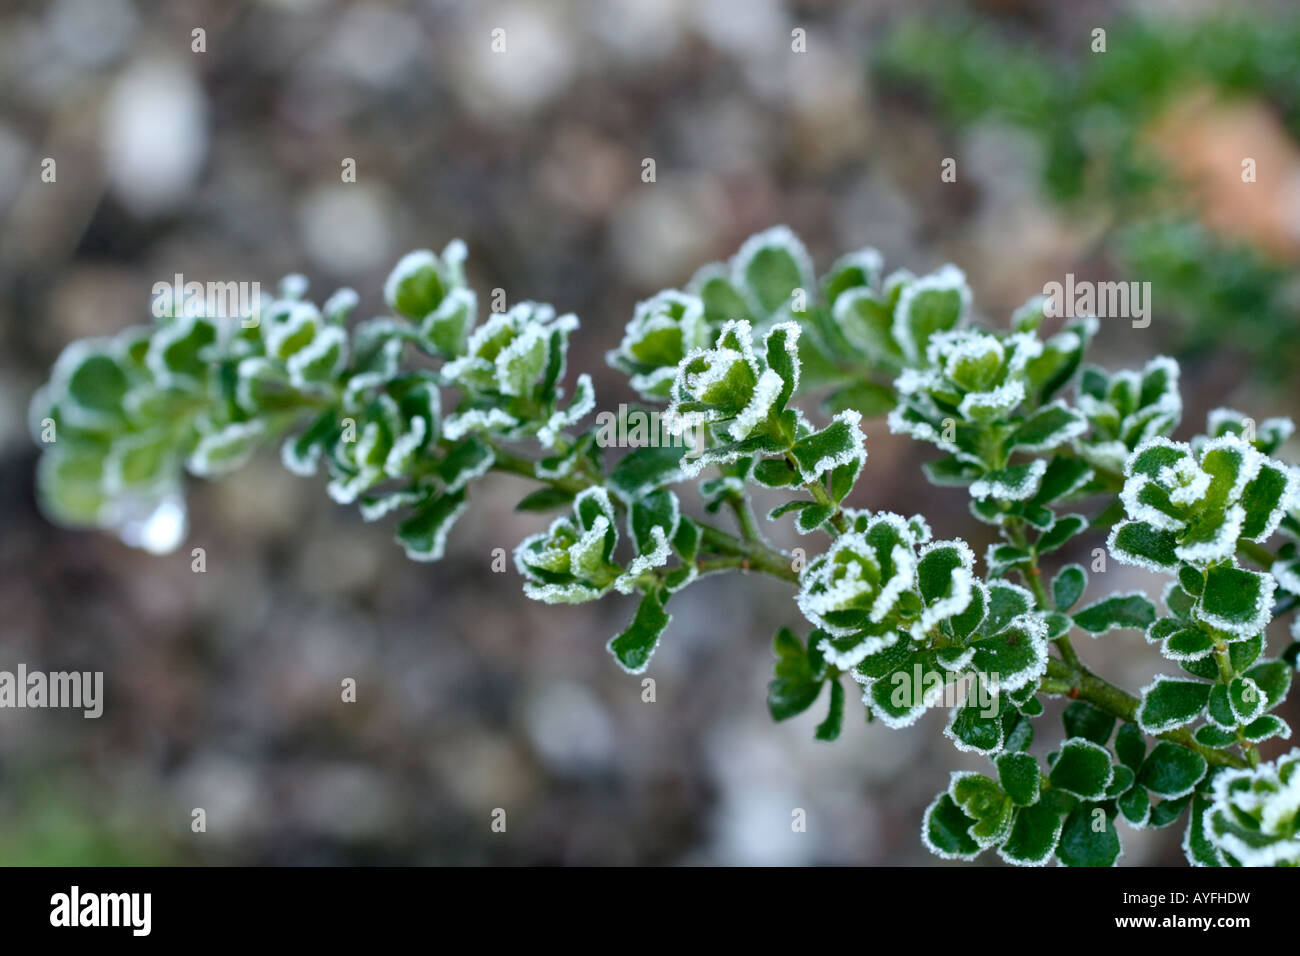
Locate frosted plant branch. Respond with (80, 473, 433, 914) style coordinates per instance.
(30, 227, 1300, 866)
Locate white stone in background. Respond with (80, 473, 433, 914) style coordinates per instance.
(323, 5, 423, 90)
(691, 0, 785, 60)
(297, 182, 393, 274)
(46, 0, 137, 69)
(102, 58, 208, 218)
(451, 3, 576, 120)
(523, 680, 615, 773)
(588, 0, 689, 67)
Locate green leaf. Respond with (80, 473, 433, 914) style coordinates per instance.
(1227, 675, 1266, 724)
(629, 489, 680, 555)
(1148, 794, 1192, 829)
(1051, 564, 1087, 612)
(437, 435, 495, 493)
(396, 490, 466, 562)
(764, 321, 802, 414)
(515, 487, 575, 512)
(1115, 723, 1146, 771)
(384, 250, 445, 319)
(188, 421, 266, 478)
(970, 461, 1046, 502)
(767, 628, 824, 722)
(789, 411, 864, 482)
(1195, 564, 1275, 638)
(1137, 676, 1212, 734)
(1241, 714, 1289, 743)
(1012, 403, 1086, 452)
(893, 265, 968, 363)
(1183, 793, 1225, 866)
(1137, 741, 1207, 800)
(814, 679, 845, 742)
(1245, 659, 1291, 710)
(607, 589, 672, 675)
(922, 454, 983, 487)
(1062, 701, 1115, 746)
(1194, 725, 1237, 748)
(1161, 625, 1216, 661)
(999, 803, 1063, 866)
(1031, 456, 1094, 505)
(734, 226, 813, 316)
(1118, 786, 1151, 828)
(950, 772, 1015, 847)
(986, 543, 1032, 577)
(1048, 738, 1114, 800)
(832, 287, 903, 366)
(607, 445, 685, 501)
(947, 697, 1007, 755)
(996, 752, 1042, 806)
(1239, 458, 1293, 540)
(1056, 804, 1121, 867)
(1108, 520, 1178, 572)
(923, 793, 981, 860)
(1037, 514, 1087, 556)
(1072, 593, 1156, 635)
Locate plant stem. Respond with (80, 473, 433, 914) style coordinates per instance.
(487, 443, 799, 583)
(727, 495, 764, 543)
(1238, 539, 1276, 570)
(697, 524, 799, 583)
(786, 452, 849, 534)
(1012, 518, 1082, 670)
(1044, 658, 1247, 769)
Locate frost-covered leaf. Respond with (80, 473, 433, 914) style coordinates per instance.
(768, 627, 826, 721)
(996, 751, 1042, 806)
(187, 421, 266, 477)
(789, 410, 866, 483)
(1072, 592, 1156, 635)
(1048, 738, 1114, 800)
(1037, 514, 1087, 556)
(893, 265, 970, 364)
(969, 460, 1046, 502)
(998, 802, 1062, 866)
(1011, 402, 1086, 453)
(1051, 564, 1087, 612)
(396, 490, 466, 562)
(607, 589, 672, 674)
(922, 793, 981, 861)
(1115, 723, 1145, 771)
(1195, 563, 1275, 639)
(1137, 676, 1211, 734)
(731, 225, 814, 318)
(1056, 804, 1121, 867)
(1137, 741, 1207, 800)
(815, 679, 845, 742)
(1108, 520, 1179, 572)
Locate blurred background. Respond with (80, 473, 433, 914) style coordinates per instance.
(2, 0, 1299, 865)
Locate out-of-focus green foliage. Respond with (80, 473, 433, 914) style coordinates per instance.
(874, 11, 1300, 376)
